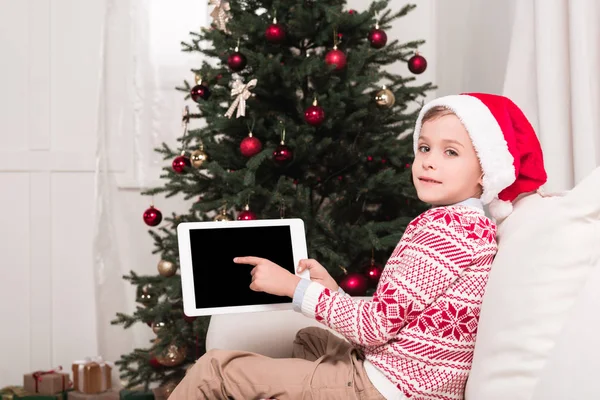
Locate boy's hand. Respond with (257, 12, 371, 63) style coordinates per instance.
(233, 256, 301, 298)
(297, 259, 339, 292)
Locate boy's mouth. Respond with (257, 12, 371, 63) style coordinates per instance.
(418, 177, 442, 184)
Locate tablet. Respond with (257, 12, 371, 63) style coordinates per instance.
(177, 218, 309, 316)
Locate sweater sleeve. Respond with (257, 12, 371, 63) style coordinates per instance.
(300, 213, 477, 347)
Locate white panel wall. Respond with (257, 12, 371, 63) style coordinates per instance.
(0, 0, 104, 385)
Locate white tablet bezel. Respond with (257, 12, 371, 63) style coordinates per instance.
(177, 218, 309, 316)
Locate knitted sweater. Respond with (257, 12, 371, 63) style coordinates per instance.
(299, 204, 497, 400)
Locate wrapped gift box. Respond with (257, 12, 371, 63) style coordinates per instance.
(72, 358, 112, 395)
(23, 369, 71, 396)
(67, 390, 118, 400)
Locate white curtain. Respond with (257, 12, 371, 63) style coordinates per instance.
(93, 0, 206, 376)
(502, 0, 600, 192)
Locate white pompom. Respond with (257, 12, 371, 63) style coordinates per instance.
(488, 197, 513, 222)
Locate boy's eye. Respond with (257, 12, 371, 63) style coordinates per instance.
(418, 145, 429, 153)
(445, 149, 458, 156)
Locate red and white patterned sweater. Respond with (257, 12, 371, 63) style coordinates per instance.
(300, 205, 497, 400)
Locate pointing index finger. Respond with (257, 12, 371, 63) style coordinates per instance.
(233, 256, 263, 265)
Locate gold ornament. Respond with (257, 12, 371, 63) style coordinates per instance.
(156, 343, 187, 367)
(214, 208, 232, 221)
(374, 86, 395, 108)
(151, 321, 167, 334)
(157, 259, 177, 277)
(190, 146, 208, 168)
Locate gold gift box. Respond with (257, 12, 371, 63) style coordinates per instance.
(71, 358, 112, 395)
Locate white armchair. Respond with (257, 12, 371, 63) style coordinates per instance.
(206, 167, 600, 400)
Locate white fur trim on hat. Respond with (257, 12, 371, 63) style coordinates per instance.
(488, 197, 513, 221)
(413, 95, 516, 205)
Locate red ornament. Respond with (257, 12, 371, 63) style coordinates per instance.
(227, 51, 247, 72)
(237, 204, 257, 220)
(364, 261, 383, 286)
(339, 272, 368, 296)
(368, 27, 387, 49)
(172, 155, 190, 174)
(408, 53, 427, 74)
(240, 132, 262, 157)
(348, 9, 356, 14)
(149, 357, 162, 368)
(143, 206, 162, 227)
(190, 84, 211, 102)
(273, 143, 293, 166)
(304, 99, 325, 126)
(265, 19, 286, 44)
(325, 47, 347, 71)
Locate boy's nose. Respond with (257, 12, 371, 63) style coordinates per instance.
(421, 156, 436, 170)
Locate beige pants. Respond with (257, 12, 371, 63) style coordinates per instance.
(169, 326, 386, 400)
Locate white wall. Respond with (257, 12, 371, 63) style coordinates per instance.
(0, 0, 515, 387)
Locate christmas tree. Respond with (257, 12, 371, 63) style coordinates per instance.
(111, 0, 434, 395)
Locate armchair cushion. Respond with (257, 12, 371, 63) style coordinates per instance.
(465, 166, 600, 400)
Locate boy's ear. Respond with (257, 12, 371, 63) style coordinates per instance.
(478, 173, 484, 186)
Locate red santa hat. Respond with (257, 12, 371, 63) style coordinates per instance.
(413, 92, 547, 221)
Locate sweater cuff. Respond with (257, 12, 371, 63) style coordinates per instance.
(300, 282, 327, 318)
(292, 278, 311, 312)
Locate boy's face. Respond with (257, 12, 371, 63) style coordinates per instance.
(412, 114, 483, 206)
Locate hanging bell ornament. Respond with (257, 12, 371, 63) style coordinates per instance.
(190, 145, 208, 168)
(374, 86, 395, 108)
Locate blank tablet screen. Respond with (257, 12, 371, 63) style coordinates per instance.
(189, 225, 295, 309)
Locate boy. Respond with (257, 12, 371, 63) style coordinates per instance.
(170, 93, 547, 400)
